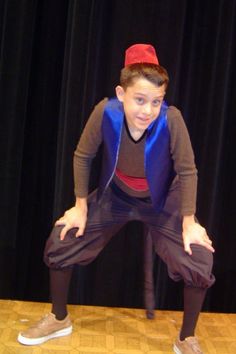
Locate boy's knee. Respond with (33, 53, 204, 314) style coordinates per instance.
(169, 245, 215, 288)
(183, 245, 215, 288)
(191, 244, 214, 271)
(43, 225, 71, 269)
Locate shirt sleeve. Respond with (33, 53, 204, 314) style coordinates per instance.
(167, 106, 198, 216)
(73, 98, 108, 197)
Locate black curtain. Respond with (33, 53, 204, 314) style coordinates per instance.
(0, 0, 235, 313)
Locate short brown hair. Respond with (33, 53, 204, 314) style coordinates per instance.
(120, 63, 169, 90)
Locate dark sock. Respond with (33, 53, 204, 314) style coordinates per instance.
(180, 286, 207, 341)
(50, 267, 73, 321)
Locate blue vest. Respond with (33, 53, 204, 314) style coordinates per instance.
(98, 98, 176, 211)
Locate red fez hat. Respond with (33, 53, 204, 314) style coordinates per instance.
(125, 44, 159, 66)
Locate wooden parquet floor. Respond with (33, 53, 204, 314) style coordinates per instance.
(0, 299, 236, 353)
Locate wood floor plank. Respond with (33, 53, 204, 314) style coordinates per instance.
(0, 300, 235, 353)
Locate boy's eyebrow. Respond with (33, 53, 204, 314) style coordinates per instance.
(133, 92, 165, 98)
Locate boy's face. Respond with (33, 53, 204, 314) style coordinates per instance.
(115, 77, 166, 131)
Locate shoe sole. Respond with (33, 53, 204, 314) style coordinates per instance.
(173, 344, 182, 354)
(17, 325, 72, 346)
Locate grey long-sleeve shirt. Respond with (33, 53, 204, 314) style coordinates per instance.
(74, 98, 198, 215)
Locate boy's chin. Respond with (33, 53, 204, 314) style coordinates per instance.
(135, 122, 151, 130)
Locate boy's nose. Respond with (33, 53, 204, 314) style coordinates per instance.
(142, 103, 152, 115)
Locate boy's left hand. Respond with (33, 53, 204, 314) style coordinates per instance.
(182, 219, 215, 255)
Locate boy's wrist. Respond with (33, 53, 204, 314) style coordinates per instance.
(182, 215, 195, 228)
(75, 197, 87, 210)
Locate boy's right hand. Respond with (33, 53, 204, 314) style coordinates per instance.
(55, 203, 88, 241)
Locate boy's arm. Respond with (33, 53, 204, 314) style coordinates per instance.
(74, 98, 108, 197)
(168, 107, 214, 254)
(56, 99, 108, 240)
(168, 106, 198, 216)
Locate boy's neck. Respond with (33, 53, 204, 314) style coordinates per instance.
(125, 119, 146, 141)
(129, 127, 145, 141)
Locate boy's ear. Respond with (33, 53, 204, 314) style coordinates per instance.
(115, 85, 125, 102)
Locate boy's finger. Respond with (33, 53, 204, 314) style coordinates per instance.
(60, 225, 70, 240)
(184, 242, 192, 256)
(55, 219, 65, 226)
(76, 226, 85, 237)
(203, 242, 215, 253)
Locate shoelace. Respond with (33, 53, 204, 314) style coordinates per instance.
(186, 337, 202, 353)
(32, 314, 51, 328)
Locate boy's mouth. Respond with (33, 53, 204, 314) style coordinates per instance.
(136, 116, 152, 123)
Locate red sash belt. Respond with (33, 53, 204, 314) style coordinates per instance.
(115, 168, 149, 191)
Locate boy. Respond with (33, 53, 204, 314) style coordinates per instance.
(18, 44, 215, 353)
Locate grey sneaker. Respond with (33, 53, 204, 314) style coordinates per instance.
(173, 336, 203, 353)
(18, 313, 72, 345)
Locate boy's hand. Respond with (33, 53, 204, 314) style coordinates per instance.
(55, 201, 87, 240)
(182, 216, 215, 255)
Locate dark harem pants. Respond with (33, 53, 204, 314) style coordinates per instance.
(44, 181, 215, 290)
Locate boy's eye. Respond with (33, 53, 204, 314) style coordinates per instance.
(153, 99, 161, 106)
(135, 97, 144, 104)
